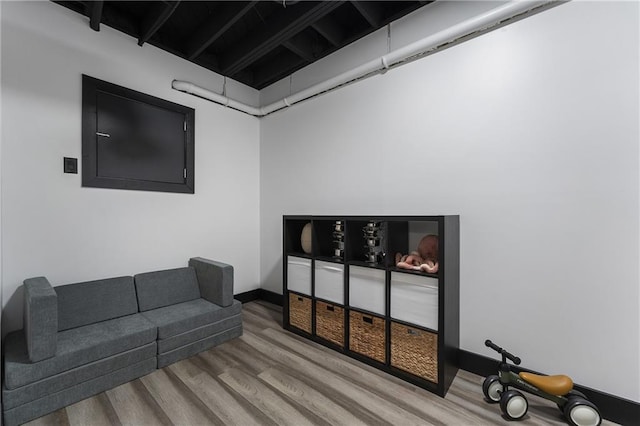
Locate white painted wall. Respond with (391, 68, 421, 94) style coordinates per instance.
(260, 1, 639, 402)
(1, 1, 261, 334)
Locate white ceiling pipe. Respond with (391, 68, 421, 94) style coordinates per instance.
(172, 80, 264, 116)
(173, 0, 555, 117)
(382, 0, 553, 66)
(259, 56, 389, 115)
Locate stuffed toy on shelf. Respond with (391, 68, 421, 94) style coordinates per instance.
(395, 234, 439, 273)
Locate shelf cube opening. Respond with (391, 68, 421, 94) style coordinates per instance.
(285, 220, 312, 255)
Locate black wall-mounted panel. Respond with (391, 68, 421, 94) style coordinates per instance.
(82, 75, 195, 193)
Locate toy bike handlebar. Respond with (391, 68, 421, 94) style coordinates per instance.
(485, 340, 521, 365)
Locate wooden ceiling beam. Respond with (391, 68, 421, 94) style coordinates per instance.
(138, 1, 181, 46)
(89, 1, 103, 31)
(221, 1, 344, 76)
(311, 17, 344, 47)
(283, 41, 312, 63)
(186, 1, 258, 61)
(350, 1, 382, 28)
(252, 52, 307, 89)
(282, 31, 320, 62)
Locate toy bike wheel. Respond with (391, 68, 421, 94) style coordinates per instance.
(482, 375, 503, 403)
(558, 390, 587, 412)
(500, 390, 528, 420)
(563, 397, 602, 426)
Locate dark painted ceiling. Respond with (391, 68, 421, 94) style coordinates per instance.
(52, 1, 433, 90)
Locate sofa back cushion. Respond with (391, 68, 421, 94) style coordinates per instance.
(134, 267, 201, 312)
(55, 276, 138, 331)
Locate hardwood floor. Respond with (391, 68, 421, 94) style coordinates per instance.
(26, 301, 616, 426)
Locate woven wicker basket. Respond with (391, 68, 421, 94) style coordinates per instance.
(349, 311, 386, 363)
(315, 301, 344, 347)
(289, 293, 312, 333)
(390, 321, 438, 383)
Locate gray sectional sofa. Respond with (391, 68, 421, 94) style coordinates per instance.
(2, 257, 242, 426)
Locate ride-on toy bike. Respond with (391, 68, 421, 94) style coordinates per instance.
(482, 340, 601, 426)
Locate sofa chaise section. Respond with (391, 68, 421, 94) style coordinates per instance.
(4, 358, 156, 426)
(2, 276, 157, 426)
(135, 258, 243, 368)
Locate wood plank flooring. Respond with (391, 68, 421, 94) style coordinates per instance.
(26, 301, 617, 426)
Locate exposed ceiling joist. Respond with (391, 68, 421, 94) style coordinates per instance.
(283, 40, 312, 62)
(351, 1, 382, 27)
(253, 53, 307, 89)
(311, 18, 344, 47)
(282, 31, 320, 62)
(220, 1, 344, 76)
(138, 1, 181, 46)
(53, 1, 431, 90)
(186, 1, 258, 60)
(89, 1, 103, 32)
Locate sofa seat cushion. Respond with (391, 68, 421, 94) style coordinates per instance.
(4, 314, 156, 390)
(141, 298, 242, 339)
(157, 325, 243, 368)
(157, 314, 242, 354)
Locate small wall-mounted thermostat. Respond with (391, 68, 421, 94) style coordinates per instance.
(64, 157, 78, 174)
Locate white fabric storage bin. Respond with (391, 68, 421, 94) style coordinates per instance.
(315, 261, 344, 304)
(390, 272, 438, 331)
(349, 266, 385, 315)
(287, 256, 312, 295)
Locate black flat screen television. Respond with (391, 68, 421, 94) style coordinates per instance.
(82, 75, 195, 193)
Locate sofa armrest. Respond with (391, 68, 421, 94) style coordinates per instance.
(23, 277, 58, 362)
(188, 257, 234, 307)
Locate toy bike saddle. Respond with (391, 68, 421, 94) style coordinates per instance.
(519, 372, 573, 396)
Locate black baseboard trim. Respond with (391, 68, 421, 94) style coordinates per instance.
(459, 349, 639, 425)
(259, 289, 283, 306)
(235, 289, 283, 306)
(234, 289, 261, 303)
(242, 291, 638, 425)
